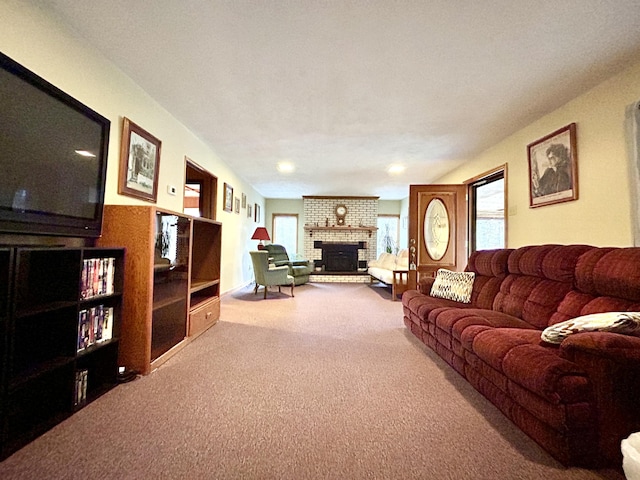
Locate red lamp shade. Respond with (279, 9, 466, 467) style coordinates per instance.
(251, 227, 270, 249)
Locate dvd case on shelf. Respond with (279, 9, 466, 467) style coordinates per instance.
(77, 305, 114, 352)
(80, 257, 116, 300)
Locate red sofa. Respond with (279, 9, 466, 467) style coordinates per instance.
(402, 244, 640, 467)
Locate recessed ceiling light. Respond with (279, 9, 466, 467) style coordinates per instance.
(75, 150, 96, 157)
(277, 161, 295, 173)
(387, 164, 405, 175)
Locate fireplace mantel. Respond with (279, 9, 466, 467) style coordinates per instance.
(304, 226, 378, 237)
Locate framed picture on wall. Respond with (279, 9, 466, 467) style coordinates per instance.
(254, 203, 260, 223)
(247, 204, 252, 218)
(241, 193, 247, 208)
(118, 117, 162, 202)
(234, 197, 240, 214)
(223, 183, 233, 212)
(528, 123, 578, 208)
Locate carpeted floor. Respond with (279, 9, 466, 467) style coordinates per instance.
(0, 283, 626, 479)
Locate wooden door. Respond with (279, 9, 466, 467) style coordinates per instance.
(408, 185, 468, 290)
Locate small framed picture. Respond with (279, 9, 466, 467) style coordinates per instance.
(528, 123, 578, 208)
(223, 183, 233, 212)
(234, 196, 240, 214)
(247, 204, 252, 218)
(241, 193, 247, 208)
(118, 117, 161, 202)
(254, 203, 261, 223)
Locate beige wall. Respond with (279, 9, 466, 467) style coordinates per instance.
(435, 60, 640, 248)
(0, 0, 263, 291)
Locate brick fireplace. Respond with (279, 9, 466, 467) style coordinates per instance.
(303, 196, 378, 283)
(314, 241, 366, 272)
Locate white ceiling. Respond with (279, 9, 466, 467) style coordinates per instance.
(37, 0, 640, 199)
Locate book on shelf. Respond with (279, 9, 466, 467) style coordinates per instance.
(77, 305, 114, 352)
(81, 257, 116, 300)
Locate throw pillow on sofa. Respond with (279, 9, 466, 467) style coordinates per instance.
(541, 312, 640, 344)
(430, 269, 475, 303)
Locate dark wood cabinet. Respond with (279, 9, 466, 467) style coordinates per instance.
(0, 247, 124, 460)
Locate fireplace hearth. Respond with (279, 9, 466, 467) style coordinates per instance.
(314, 241, 366, 272)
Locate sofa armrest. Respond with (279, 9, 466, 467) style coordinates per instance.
(418, 277, 435, 295)
(291, 259, 312, 268)
(559, 332, 640, 465)
(560, 332, 640, 365)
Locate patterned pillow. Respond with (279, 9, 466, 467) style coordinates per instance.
(541, 312, 640, 344)
(429, 269, 475, 304)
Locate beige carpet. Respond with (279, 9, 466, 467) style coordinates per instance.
(0, 283, 625, 479)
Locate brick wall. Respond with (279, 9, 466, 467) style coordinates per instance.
(303, 197, 378, 265)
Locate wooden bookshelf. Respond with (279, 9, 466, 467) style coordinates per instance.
(98, 205, 221, 375)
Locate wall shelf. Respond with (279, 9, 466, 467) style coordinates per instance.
(304, 226, 378, 237)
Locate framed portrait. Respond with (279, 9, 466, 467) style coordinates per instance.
(119, 117, 161, 202)
(247, 204, 252, 218)
(223, 183, 233, 212)
(528, 123, 578, 208)
(234, 196, 240, 214)
(254, 203, 261, 223)
(241, 193, 247, 208)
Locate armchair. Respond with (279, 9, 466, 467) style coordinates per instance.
(263, 244, 313, 286)
(250, 250, 294, 299)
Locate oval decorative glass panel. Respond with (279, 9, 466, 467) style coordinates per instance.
(424, 198, 449, 260)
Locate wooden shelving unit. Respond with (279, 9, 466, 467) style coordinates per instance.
(98, 205, 221, 375)
(0, 246, 124, 460)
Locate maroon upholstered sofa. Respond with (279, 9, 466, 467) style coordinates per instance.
(402, 244, 640, 467)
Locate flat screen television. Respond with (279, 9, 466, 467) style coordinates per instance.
(0, 51, 110, 238)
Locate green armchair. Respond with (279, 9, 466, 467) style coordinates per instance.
(263, 244, 313, 285)
(250, 250, 294, 298)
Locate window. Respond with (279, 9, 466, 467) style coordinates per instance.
(469, 168, 506, 252)
(377, 215, 400, 257)
(272, 214, 298, 255)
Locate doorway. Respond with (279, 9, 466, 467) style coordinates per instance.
(408, 184, 467, 289)
(184, 157, 217, 220)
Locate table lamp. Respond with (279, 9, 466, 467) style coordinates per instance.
(251, 227, 270, 250)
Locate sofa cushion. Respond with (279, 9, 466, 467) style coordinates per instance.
(430, 269, 475, 303)
(368, 252, 391, 269)
(541, 312, 640, 344)
(493, 245, 592, 329)
(433, 308, 534, 346)
(466, 248, 513, 277)
(395, 249, 409, 269)
(575, 248, 640, 301)
(380, 253, 398, 271)
(472, 328, 590, 403)
(464, 249, 512, 309)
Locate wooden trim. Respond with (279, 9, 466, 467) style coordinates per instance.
(184, 157, 217, 220)
(463, 164, 507, 185)
(304, 225, 378, 237)
(465, 164, 508, 251)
